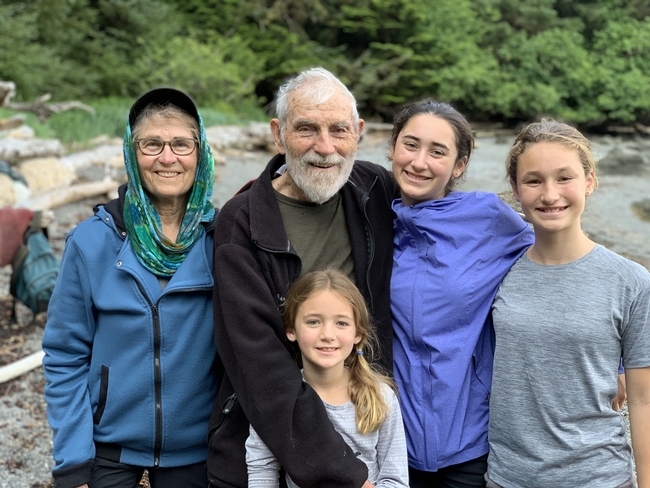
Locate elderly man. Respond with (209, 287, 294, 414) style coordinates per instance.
(207, 67, 396, 488)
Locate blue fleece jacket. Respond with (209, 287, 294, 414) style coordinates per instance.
(43, 202, 217, 487)
(391, 191, 533, 472)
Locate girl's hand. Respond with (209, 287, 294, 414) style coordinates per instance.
(76, 485, 89, 488)
(361, 481, 375, 488)
(612, 373, 627, 411)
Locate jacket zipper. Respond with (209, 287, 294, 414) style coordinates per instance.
(151, 304, 163, 467)
(360, 179, 376, 314)
(134, 282, 164, 468)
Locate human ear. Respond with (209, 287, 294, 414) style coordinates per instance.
(453, 157, 468, 178)
(286, 329, 297, 342)
(510, 179, 521, 202)
(356, 119, 365, 142)
(270, 119, 286, 155)
(585, 170, 595, 196)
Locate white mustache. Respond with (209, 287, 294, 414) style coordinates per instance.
(300, 150, 346, 166)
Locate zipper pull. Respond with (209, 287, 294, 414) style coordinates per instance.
(223, 393, 237, 414)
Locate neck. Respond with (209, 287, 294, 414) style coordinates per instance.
(272, 172, 310, 201)
(152, 197, 188, 243)
(528, 225, 595, 265)
(302, 365, 351, 405)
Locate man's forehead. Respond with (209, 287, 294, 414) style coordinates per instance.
(286, 90, 355, 124)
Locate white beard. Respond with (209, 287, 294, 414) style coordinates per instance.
(284, 148, 355, 204)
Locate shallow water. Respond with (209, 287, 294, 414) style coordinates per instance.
(213, 134, 650, 269)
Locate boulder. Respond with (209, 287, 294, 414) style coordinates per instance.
(19, 157, 76, 193)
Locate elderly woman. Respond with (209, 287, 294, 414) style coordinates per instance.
(42, 88, 218, 488)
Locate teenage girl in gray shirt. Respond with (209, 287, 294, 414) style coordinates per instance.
(487, 120, 650, 488)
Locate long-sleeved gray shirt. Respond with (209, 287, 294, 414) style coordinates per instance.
(246, 383, 409, 488)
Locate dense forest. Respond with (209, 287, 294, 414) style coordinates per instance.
(1, 0, 650, 128)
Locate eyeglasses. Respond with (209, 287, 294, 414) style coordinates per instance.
(134, 138, 198, 156)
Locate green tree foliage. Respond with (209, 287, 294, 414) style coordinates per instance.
(2, 0, 650, 126)
(592, 18, 650, 123)
(0, 3, 82, 100)
(0, 0, 260, 106)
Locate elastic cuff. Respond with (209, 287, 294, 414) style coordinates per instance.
(52, 459, 94, 488)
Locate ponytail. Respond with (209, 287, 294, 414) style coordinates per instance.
(347, 345, 396, 434)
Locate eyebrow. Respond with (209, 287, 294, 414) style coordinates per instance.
(292, 120, 351, 130)
(402, 134, 450, 151)
(302, 312, 354, 319)
(522, 166, 579, 178)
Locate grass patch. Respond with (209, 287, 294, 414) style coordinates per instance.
(0, 98, 269, 145)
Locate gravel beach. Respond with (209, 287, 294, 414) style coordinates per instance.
(0, 133, 645, 487)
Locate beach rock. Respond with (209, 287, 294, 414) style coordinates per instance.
(598, 142, 650, 175)
(19, 157, 76, 193)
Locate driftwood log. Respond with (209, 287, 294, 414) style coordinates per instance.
(1, 80, 94, 122)
(0, 81, 15, 106)
(0, 138, 65, 164)
(0, 350, 44, 384)
(17, 179, 119, 211)
(0, 114, 26, 131)
(6, 94, 95, 122)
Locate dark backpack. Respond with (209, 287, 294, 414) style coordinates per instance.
(10, 211, 60, 314)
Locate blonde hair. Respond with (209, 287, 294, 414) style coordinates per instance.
(506, 119, 598, 189)
(282, 269, 395, 434)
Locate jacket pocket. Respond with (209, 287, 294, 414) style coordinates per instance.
(93, 364, 109, 424)
(208, 392, 238, 444)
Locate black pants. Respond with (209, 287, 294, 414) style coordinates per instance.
(409, 454, 487, 488)
(89, 457, 207, 488)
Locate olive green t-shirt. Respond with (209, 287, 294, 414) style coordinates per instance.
(275, 190, 354, 279)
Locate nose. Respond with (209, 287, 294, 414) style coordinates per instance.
(540, 182, 559, 203)
(410, 150, 427, 171)
(157, 144, 177, 164)
(313, 131, 336, 156)
(320, 323, 336, 341)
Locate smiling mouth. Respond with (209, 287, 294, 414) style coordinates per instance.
(317, 347, 338, 352)
(404, 170, 430, 181)
(309, 162, 337, 169)
(537, 206, 568, 213)
(156, 171, 181, 178)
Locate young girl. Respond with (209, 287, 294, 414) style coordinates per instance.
(245, 269, 409, 488)
(390, 99, 534, 487)
(487, 120, 650, 488)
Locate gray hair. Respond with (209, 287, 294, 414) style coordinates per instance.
(275, 67, 360, 135)
(132, 104, 199, 142)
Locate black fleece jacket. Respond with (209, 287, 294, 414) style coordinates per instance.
(207, 154, 396, 488)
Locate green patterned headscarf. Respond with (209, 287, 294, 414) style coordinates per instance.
(122, 90, 215, 277)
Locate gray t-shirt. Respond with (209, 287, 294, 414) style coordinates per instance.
(276, 191, 354, 278)
(246, 383, 409, 488)
(489, 245, 650, 488)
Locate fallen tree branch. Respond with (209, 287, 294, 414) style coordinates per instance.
(5, 92, 95, 122)
(0, 350, 44, 384)
(0, 81, 16, 106)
